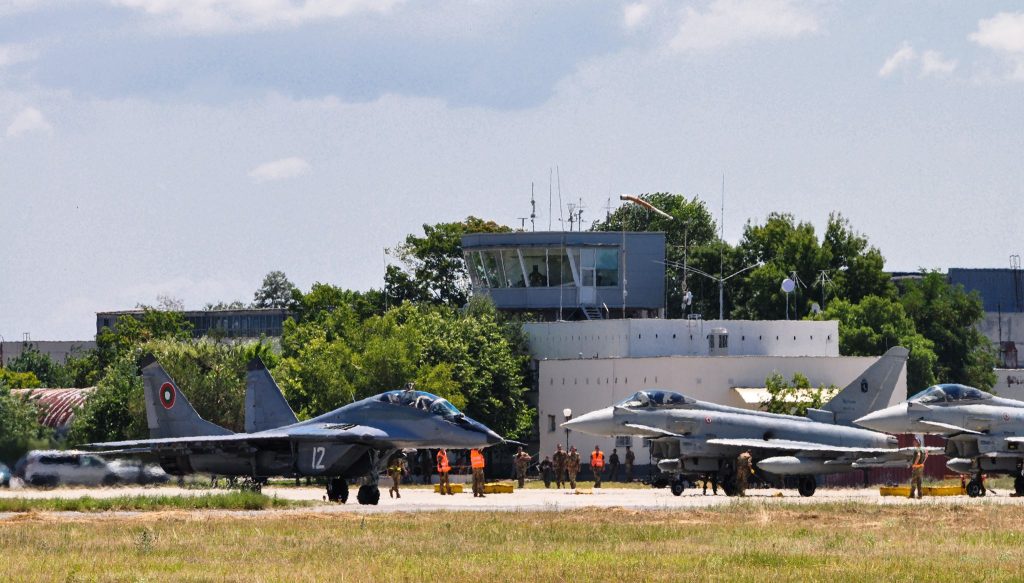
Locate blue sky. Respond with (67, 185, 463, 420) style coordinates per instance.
(1, 0, 1022, 339)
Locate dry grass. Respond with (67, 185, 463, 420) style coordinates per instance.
(3, 502, 1024, 581)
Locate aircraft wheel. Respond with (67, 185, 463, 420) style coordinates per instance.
(1014, 475, 1024, 497)
(326, 478, 349, 503)
(356, 484, 381, 505)
(966, 479, 983, 498)
(721, 478, 737, 497)
(670, 480, 685, 497)
(797, 477, 816, 497)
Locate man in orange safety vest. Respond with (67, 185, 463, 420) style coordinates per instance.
(591, 445, 605, 488)
(470, 448, 486, 498)
(436, 449, 453, 495)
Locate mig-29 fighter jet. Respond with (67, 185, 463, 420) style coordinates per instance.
(563, 347, 913, 497)
(855, 383, 1024, 497)
(88, 356, 503, 504)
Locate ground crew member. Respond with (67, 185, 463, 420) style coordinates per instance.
(388, 453, 407, 499)
(436, 448, 453, 495)
(624, 446, 636, 483)
(513, 446, 532, 488)
(607, 448, 620, 482)
(470, 448, 487, 498)
(736, 450, 753, 497)
(566, 446, 581, 489)
(539, 456, 554, 488)
(552, 444, 568, 489)
(909, 437, 927, 499)
(419, 449, 433, 485)
(590, 445, 606, 488)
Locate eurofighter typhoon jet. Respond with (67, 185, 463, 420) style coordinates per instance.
(856, 383, 1024, 497)
(562, 347, 912, 496)
(88, 356, 503, 504)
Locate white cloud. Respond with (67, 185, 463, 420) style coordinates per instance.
(623, 2, 651, 31)
(6, 107, 52, 138)
(112, 0, 401, 33)
(0, 43, 38, 68)
(878, 42, 915, 77)
(669, 0, 818, 52)
(970, 11, 1024, 80)
(248, 156, 311, 183)
(919, 50, 956, 77)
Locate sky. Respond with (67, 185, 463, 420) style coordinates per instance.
(1, 0, 1022, 340)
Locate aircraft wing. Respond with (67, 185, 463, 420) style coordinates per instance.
(919, 420, 983, 435)
(623, 423, 685, 438)
(87, 424, 393, 452)
(705, 438, 899, 454)
(1003, 436, 1024, 443)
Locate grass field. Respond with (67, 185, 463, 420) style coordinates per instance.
(0, 492, 301, 513)
(3, 502, 1024, 581)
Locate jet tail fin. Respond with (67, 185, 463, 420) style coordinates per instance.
(245, 357, 298, 433)
(818, 346, 909, 426)
(141, 355, 233, 439)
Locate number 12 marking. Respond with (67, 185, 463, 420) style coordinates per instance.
(312, 446, 326, 470)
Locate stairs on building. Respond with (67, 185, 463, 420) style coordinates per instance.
(581, 306, 604, 320)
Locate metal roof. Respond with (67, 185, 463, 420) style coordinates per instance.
(10, 387, 94, 430)
(947, 268, 1024, 312)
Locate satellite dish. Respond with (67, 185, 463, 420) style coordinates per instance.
(781, 278, 796, 293)
(811, 302, 821, 314)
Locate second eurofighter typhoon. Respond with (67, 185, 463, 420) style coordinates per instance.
(88, 356, 504, 504)
(563, 347, 914, 496)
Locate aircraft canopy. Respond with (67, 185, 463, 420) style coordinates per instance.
(615, 390, 695, 409)
(378, 390, 463, 417)
(908, 383, 992, 404)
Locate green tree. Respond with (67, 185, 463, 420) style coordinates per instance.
(761, 371, 834, 416)
(96, 309, 193, 371)
(900, 271, 995, 390)
(67, 354, 147, 445)
(0, 367, 42, 389)
(7, 346, 69, 387)
(593, 193, 720, 318)
(253, 270, 299, 309)
(387, 216, 511, 307)
(0, 383, 53, 465)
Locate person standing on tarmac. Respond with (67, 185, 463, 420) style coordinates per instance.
(566, 446, 581, 489)
(436, 448, 453, 495)
(909, 437, 927, 500)
(513, 446, 532, 489)
(590, 445, 606, 488)
(539, 456, 554, 488)
(607, 448, 620, 482)
(702, 473, 718, 496)
(470, 448, 487, 498)
(624, 446, 636, 483)
(388, 453, 407, 499)
(552, 444, 568, 489)
(736, 450, 753, 497)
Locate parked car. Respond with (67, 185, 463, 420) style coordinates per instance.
(20, 450, 120, 487)
(0, 462, 10, 487)
(107, 459, 169, 485)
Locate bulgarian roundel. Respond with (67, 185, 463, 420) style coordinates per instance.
(159, 382, 176, 410)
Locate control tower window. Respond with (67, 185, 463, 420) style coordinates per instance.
(596, 249, 619, 287)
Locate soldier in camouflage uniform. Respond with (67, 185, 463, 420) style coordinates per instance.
(567, 446, 581, 489)
(513, 446, 532, 488)
(388, 453, 407, 499)
(552, 444, 568, 489)
(736, 450, 753, 497)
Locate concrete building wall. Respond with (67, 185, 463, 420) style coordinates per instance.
(993, 369, 1024, 401)
(0, 341, 96, 367)
(537, 354, 906, 462)
(524, 319, 839, 360)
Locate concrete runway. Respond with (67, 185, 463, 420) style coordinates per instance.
(4, 482, 1024, 517)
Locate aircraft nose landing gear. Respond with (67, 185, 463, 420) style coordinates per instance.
(797, 476, 817, 497)
(326, 478, 349, 503)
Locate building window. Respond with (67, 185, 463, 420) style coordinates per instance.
(596, 249, 619, 287)
(548, 415, 556, 432)
(719, 335, 728, 348)
(615, 436, 633, 448)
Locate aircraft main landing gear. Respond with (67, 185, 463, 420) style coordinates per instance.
(326, 478, 349, 503)
(356, 484, 380, 505)
(797, 476, 817, 497)
(670, 476, 686, 496)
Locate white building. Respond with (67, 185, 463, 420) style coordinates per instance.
(525, 319, 907, 462)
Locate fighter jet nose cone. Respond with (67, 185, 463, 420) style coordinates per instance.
(486, 429, 504, 446)
(854, 405, 907, 433)
(561, 408, 615, 437)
